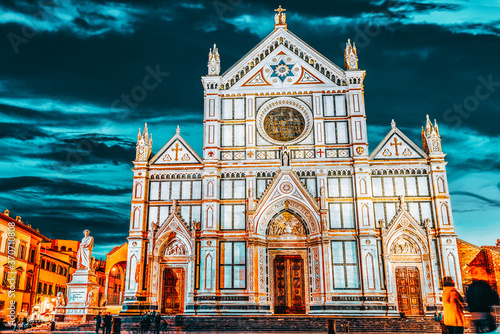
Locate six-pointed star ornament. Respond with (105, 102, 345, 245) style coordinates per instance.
(270, 60, 294, 82)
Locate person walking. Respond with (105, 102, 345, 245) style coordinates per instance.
(154, 313, 162, 334)
(442, 276, 465, 334)
(466, 267, 499, 333)
(95, 312, 102, 334)
(103, 314, 112, 334)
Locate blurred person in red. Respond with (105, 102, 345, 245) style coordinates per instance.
(466, 266, 499, 333)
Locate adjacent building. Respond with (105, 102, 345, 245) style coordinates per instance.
(32, 240, 77, 321)
(122, 8, 462, 316)
(457, 239, 500, 294)
(0, 210, 47, 320)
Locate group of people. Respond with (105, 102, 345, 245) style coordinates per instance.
(440, 267, 499, 334)
(95, 312, 113, 334)
(140, 311, 164, 333)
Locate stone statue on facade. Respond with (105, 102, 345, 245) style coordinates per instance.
(247, 188, 255, 211)
(281, 145, 290, 166)
(274, 5, 286, 25)
(399, 195, 406, 210)
(76, 229, 94, 270)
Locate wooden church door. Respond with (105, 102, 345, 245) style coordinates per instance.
(273, 255, 306, 314)
(396, 266, 423, 315)
(161, 268, 184, 314)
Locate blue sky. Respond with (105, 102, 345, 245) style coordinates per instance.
(0, 0, 499, 258)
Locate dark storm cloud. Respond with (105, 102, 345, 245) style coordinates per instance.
(449, 191, 500, 207)
(0, 122, 49, 139)
(447, 156, 500, 173)
(0, 176, 129, 195)
(20, 134, 136, 167)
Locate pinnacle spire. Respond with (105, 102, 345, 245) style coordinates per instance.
(345, 38, 358, 70)
(208, 43, 220, 75)
(176, 125, 181, 134)
(422, 115, 442, 155)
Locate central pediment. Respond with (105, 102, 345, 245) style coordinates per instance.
(220, 28, 347, 92)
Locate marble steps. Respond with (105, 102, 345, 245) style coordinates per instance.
(48, 315, 442, 333)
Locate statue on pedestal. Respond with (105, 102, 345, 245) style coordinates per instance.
(56, 291, 66, 307)
(76, 229, 94, 270)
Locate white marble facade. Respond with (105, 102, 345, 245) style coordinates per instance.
(121, 10, 461, 316)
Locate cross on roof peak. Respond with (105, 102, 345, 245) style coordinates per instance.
(275, 5, 286, 15)
(274, 5, 287, 27)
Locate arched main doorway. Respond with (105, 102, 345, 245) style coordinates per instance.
(266, 207, 309, 314)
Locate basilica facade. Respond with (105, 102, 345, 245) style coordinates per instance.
(121, 9, 461, 316)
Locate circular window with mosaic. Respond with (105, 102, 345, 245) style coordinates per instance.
(256, 97, 312, 145)
(263, 107, 305, 142)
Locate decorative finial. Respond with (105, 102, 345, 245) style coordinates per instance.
(176, 125, 181, 134)
(344, 38, 358, 70)
(136, 123, 152, 161)
(274, 5, 287, 28)
(422, 114, 442, 155)
(391, 119, 396, 128)
(208, 43, 220, 76)
(143, 123, 149, 139)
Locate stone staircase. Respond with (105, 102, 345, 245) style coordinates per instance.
(35, 315, 442, 333)
(177, 315, 442, 333)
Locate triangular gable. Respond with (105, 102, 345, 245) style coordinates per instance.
(370, 127, 427, 160)
(150, 131, 202, 165)
(222, 28, 345, 91)
(256, 168, 319, 213)
(294, 67, 324, 85)
(242, 68, 271, 87)
(385, 205, 429, 254)
(158, 211, 192, 236)
(253, 167, 321, 235)
(154, 210, 194, 257)
(229, 45, 336, 91)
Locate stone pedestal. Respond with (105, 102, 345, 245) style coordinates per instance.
(63, 270, 104, 321)
(54, 307, 65, 322)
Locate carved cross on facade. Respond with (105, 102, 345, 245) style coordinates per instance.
(172, 143, 183, 161)
(390, 137, 402, 156)
(317, 149, 324, 158)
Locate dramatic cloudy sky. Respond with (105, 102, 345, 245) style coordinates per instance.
(1, 0, 499, 258)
